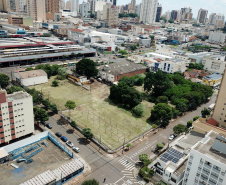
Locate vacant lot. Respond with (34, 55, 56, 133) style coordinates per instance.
(33, 77, 153, 149)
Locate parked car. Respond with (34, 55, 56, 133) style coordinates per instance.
(55, 132, 62, 137)
(66, 141, 74, 148)
(73, 147, 80, 153)
(113, 57, 116, 59)
(169, 134, 177, 141)
(46, 123, 52, 129)
(61, 136, 67, 142)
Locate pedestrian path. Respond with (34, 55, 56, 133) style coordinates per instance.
(118, 158, 135, 171)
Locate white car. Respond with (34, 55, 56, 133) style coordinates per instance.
(66, 141, 74, 148)
(169, 134, 177, 141)
(73, 147, 80, 153)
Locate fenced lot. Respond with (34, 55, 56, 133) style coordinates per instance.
(32, 77, 153, 149)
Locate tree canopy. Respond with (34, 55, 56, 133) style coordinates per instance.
(65, 100, 76, 110)
(26, 88, 43, 104)
(34, 106, 49, 122)
(109, 82, 142, 109)
(201, 107, 211, 118)
(76, 59, 98, 78)
(173, 124, 188, 134)
(118, 50, 127, 55)
(6, 86, 23, 94)
(130, 44, 137, 51)
(0, 73, 9, 89)
(35, 64, 61, 78)
(82, 128, 94, 140)
(119, 13, 138, 18)
(156, 142, 164, 150)
(188, 63, 204, 70)
(150, 103, 173, 127)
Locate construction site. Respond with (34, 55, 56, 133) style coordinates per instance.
(0, 132, 84, 185)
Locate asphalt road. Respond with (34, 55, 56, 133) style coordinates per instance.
(45, 91, 217, 185)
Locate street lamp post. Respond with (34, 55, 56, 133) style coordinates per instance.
(122, 137, 125, 154)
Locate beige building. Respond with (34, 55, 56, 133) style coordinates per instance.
(27, 0, 46, 22)
(0, 90, 34, 144)
(213, 70, 226, 128)
(106, 5, 119, 27)
(46, 0, 60, 20)
(66, 0, 71, 10)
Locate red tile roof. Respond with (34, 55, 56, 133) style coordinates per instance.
(207, 118, 219, 126)
(69, 28, 84, 32)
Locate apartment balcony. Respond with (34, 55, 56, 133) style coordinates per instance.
(204, 164, 212, 170)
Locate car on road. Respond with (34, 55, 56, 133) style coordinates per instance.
(113, 57, 116, 59)
(73, 147, 80, 153)
(169, 134, 177, 141)
(61, 136, 67, 142)
(55, 132, 62, 137)
(66, 141, 74, 148)
(46, 123, 52, 129)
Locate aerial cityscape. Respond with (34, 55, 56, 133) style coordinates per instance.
(0, 0, 225, 185)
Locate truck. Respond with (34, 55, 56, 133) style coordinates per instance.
(208, 103, 215, 111)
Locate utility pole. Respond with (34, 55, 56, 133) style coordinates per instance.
(99, 135, 101, 151)
(122, 137, 125, 154)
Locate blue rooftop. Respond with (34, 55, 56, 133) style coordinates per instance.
(204, 73, 222, 80)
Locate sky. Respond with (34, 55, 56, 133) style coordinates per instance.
(66, 0, 226, 18)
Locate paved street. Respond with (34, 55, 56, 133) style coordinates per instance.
(44, 90, 217, 185)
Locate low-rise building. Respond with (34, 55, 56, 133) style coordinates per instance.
(98, 61, 147, 83)
(0, 90, 34, 144)
(13, 69, 48, 87)
(202, 73, 222, 87)
(209, 32, 226, 44)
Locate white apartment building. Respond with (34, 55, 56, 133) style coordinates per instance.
(140, 0, 158, 24)
(71, 0, 79, 16)
(182, 131, 226, 185)
(27, 0, 46, 22)
(80, 1, 90, 17)
(0, 90, 34, 144)
(209, 32, 226, 44)
(202, 55, 226, 73)
(157, 59, 187, 73)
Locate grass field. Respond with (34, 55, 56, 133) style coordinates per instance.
(32, 77, 153, 150)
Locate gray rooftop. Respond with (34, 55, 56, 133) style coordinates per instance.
(7, 91, 30, 101)
(193, 131, 226, 164)
(98, 61, 147, 75)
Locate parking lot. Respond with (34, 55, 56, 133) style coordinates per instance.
(0, 139, 72, 185)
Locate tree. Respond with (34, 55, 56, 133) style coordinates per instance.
(70, 121, 77, 130)
(156, 96, 168, 104)
(132, 104, 144, 117)
(76, 59, 98, 78)
(34, 106, 49, 122)
(150, 35, 155, 41)
(193, 116, 200, 121)
(126, 143, 131, 150)
(130, 44, 137, 51)
(201, 108, 211, 118)
(82, 179, 99, 185)
(119, 76, 135, 87)
(150, 103, 173, 127)
(42, 99, 51, 110)
(6, 86, 23, 94)
(109, 82, 142, 109)
(187, 120, 193, 128)
(26, 88, 43, 104)
(156, 142, 164, 150)
(144, 71, 173, 96)
(57, 68, 67, 80)
(0, 73, 9, 89)
(82, 128, 94, 140)
(168, 19, 174, 23)
(50, 103, 58, 114)
(52, 80, 59, 87)
(65, 100, 76, 110)
(173, 124, 188, 134)
(25, 67, 34, 71)
(118, 50, 127, 55)
(139, 154, 151, 165)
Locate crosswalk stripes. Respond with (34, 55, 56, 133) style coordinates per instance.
(118, 158, 135, 171)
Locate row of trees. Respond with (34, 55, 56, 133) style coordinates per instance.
(119, 13, 138, 18)
(188, 63, 204, 70)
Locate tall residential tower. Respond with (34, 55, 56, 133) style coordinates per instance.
(140, 0, 158, 24)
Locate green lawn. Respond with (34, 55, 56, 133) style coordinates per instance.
(32, 77, 153, 150)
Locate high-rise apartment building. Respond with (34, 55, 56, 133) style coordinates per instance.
(111, 0, 117, 6)
(171, 10, 178, 21)
(180, 7, 192, 22)
(1, 0, 8, 12)
(155, 3, 162, 22)
(135, 3, 141, 18)
(129, 0, 136, 12)
(46, 0, 60, 20)
(197, 8, 208, 24)
(80, 1, 90, 17)
(27, 0, 46, 22)
(71, 0, 79, 16)
(209, 13, 217, 24)
(182, 130, 226, 185)
(59, 0, 65, 11)
(212, 69, 226, 127)
(0, 90, 34, 144)
(66, 0, 71, 10)
(104, 4, 119, 27)
(140, 0, 158, 24)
